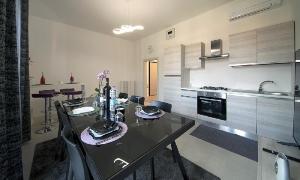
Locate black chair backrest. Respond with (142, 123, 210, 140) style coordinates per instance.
(61, 127, 90, 180)
(149, 100, 172, 113)
(130, 95, 145, 105)
(118, 92, 128, 99)
(57, 103, 72, 130)
(54, 101, 63, 137)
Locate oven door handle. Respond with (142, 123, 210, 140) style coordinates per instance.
(199, 97, 222, 102)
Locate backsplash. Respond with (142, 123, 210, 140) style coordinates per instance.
(190, 60, 293, 93)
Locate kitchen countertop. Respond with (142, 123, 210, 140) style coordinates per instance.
(181, 87, 294, 100)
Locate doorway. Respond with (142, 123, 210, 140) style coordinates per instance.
(144, 59, 158, 104)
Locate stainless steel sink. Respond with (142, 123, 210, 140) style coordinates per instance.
(260, 92, 289, 96)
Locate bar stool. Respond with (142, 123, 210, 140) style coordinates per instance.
(60, 88, 82, 100)
(32, 89, 58, 134)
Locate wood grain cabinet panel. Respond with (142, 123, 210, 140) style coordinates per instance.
(163, 45, 184, 75)
(229, 30, 257, 65)
(184, 42, 205, 69)
(227, 94, 257, 134)
(179, 90, 197, 118)
(162, 77, 181, 113)
(257, 97, 294, 142)
(257, 21, 295, 64)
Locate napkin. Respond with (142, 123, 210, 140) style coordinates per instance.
(72, 106, 95, 115)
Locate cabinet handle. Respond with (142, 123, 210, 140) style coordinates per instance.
(295, 100, 300, 103)
(181, 95, 197, 99)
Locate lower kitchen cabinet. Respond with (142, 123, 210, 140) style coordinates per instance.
(179, 90, 197, 118)
(162, 76, 181, 113)
(227, 94, 257, 134)
(257, 97, 294, 142)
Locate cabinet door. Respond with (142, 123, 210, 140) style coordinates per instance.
(185, 43, 205, 69)
(229, 30, 257, 65)
(227, 94, 257, 134)
(257, 21, 295, 64)
(257, 97, 294, 142)
(163, 45, 184, 75)
(179, 90, 197, 118)
(162, 77, 181, 113)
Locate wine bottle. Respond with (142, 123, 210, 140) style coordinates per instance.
(70, 73, 74, 83)
(40, 72, 45, 85)
(103, 78, 111, 120)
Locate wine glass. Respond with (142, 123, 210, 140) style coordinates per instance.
(115, 108, 124, 122)
(135, 96, 142, 113)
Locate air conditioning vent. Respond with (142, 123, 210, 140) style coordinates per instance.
(229, 0, 282, 21)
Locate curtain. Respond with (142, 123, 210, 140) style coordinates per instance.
(20, 0, 30, 143)
(0, 0, 29, 179)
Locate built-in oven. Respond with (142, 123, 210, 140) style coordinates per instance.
(197, 91, 227, 120)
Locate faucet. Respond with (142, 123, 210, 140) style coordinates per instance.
(258, 80, 275, 93)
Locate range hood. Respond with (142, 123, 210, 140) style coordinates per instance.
(199, 39, 230, 60)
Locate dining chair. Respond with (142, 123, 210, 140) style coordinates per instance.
(62, 126, 91, 180)
(54, 101, 63, 138)
(149, 100, 172, 113)
(118, 92, 128, 99)
(148, 100, 173, 179)
(129, 95, 145, 105)
(55, 101, 73, 161)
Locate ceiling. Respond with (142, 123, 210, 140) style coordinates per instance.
(30, 0, 232, 41)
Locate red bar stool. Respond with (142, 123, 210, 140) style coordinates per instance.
(60, 88, 82, 100)
(32, 89, 59, 134)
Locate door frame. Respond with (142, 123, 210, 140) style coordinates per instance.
(143, 57, 159, 99)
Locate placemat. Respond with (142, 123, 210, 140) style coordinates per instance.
(81, 122, 128, 145)
(135, 111, 165, 119)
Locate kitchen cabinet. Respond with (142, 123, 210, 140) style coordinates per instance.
(229, 30, 257, 66)
(257, 21, 295, 64)
(179, 90, 197, 118)
(162, 76, 181, 113)
(257, 97, 294, 142)
(229, 21, 295, 66)
(227, 94, 257, 134)
(163, 45, 184, 76)
(184, 42, 205, 69)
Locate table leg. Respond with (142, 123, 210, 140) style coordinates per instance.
(151, 157, 155, 180)
(171, 141, 188, 180)
(133, 170, 136, 180)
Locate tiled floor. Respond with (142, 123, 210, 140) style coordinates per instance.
(22, 116, 300, 180)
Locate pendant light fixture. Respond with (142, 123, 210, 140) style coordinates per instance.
(112, 0, 144, 35)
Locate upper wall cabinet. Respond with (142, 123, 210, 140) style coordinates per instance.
(229, 30, 257, 65)
(257, 21, 295, 64)
(229, 21, 295, 67)
(163, 45, 185, 76)
(184, 42, 205, 69)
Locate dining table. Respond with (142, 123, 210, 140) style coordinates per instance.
(66, 99, 195, 180)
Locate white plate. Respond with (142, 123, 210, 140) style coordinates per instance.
(72, 106, 95, 115)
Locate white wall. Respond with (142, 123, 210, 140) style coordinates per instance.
(29, 16, 137, 96)
(29, 16, 138, 124)
(136, 0, 296, 98)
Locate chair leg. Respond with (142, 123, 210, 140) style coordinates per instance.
(151, 157, 155, 180)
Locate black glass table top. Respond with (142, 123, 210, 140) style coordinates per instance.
(68, 101, 195, 180)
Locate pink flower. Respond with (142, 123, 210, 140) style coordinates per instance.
(96, 70, 110, 80)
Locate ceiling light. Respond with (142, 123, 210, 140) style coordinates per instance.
(112, 25, 144, 35)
